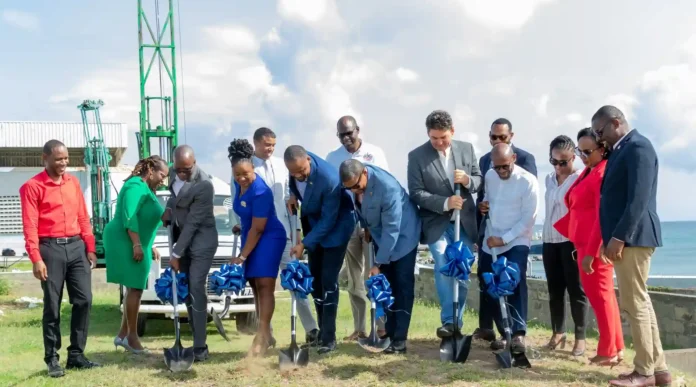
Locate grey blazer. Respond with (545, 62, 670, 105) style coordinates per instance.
(166, 165, 218, 258)
(407, 140, 482, 245)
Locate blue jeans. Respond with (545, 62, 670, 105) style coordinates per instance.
(477, 245, 529, 336)
(428, 223, 473, 326)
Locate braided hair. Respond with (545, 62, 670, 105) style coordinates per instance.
(227, 139, 254, 167)
(549, 135, 575, 156)
(577, 127, 611, 160)
(126, 155, 166, 181)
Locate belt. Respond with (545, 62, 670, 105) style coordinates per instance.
(39, 236, 81, 245)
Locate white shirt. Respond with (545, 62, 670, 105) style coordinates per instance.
(543, 170, 579, 243)
(325, 140, 390, 171)
(229, 154, 292, 237)
(613, 128, 634, 150)
(482, 166, 539, 255)
(172, 175, 185, 196)
(296, 181, 307, 200)
(438, 146, 456, 221)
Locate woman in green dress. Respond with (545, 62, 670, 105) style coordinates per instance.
(104, 155, 169, 353)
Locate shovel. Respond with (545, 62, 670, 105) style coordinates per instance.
(485, 219, 531, 369)
(211, 232, 240, 342)
(164, 225, 195, 372)
(439, 186, 473, 363)
(358, 242, 391, 352)
(279, 212, 310, 369)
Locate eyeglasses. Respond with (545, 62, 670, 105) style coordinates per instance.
(492, 164, 511, 172)
(594, 121, 612, 138)
(342, 168, 365, 190)
(489, 134, 509, 141)
(549, 158, 570, 167)
(337, 130, 355, 138)
(574, 147, 597, 158)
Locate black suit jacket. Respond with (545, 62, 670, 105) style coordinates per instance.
(475, 144, 537, 243)
(598, 130, 662, 248)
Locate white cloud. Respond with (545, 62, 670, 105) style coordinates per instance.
(264, 27, 281, 44)
(565, 113, 583, 123)
(277, 0, 344, 34)
(1, 9, 39, 31)
(457, 0, 555, 30)
(394, 67, 419, 82)
(533, 94, 550, 118)
(604, 93, 639, 122)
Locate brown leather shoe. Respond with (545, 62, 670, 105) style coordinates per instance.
(618, 370, 671, 386)
(609, 371, 656, 387)
(472, 328, 496, 342)
(343, 331, 367, 341)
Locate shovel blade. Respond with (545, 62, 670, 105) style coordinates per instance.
(211, 308, 230, 342)
(439, 333, 472, 363)
(358, 335, 391, 353)
(494, 350, 513, 369)
(512, 352, 532, 369)
(278, 343, 309, 370)
(163, 342, 194, 372)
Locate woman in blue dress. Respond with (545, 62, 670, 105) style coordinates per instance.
(228, 138, 287, 356)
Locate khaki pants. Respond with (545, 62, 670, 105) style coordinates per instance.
(614, 246, 668, 375)
(340, 224, 385, 333)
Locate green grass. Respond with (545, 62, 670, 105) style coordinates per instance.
(1, 261, 33, 272)
(0, 278, 10, 296)
(0, 290, 692, 387)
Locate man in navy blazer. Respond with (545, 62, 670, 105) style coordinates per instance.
(284, 145, 356, 354)
(591, 106, 671, 387)
(339, 159, 421, 354)
(474, 117, 537, 347)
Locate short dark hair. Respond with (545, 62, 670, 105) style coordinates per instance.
(425, 110, 453, 131)
(42, 139, 65, 156)
(591, 105, 625, 123)
(577, 127, 611, 160)
(339, 159, 364, 182)
(549, 135, 575, 156)
(253, 127, 276, 142)
(284, 145, 307, 163)
(491, 118, 512, 132)
(227, 139, 254, 166)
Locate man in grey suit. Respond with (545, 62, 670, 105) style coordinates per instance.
(162, 145, 218, 362)
(407, 110, 482, 338)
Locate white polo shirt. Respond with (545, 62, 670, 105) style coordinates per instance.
(325, 141, 390, 171)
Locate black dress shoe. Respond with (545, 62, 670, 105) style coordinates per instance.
(317, 341, 336, 354)
(305, 329, 319, 347)
(510, 335, 526, 354)
(66, 356, 101, 370)
(47, 360, 65, 378)
(384, 340, 407, 354)
(436, 324, 455, 338)
(194, 346, 209, 362)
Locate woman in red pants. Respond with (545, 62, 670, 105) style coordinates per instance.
(554, 127, 624, 367)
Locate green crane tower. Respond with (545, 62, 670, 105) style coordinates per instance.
(79, 99, 112, 265)
(137, 0, 178, 188)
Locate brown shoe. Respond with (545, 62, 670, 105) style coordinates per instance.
(618, 370, 671, 387)
(609, 371, 656, 387)
(343, 331, 367, 341)
(472, 328, 496, 342)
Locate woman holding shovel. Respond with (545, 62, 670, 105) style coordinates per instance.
(554, 128, 624, 367)
(228, 139, 288, 357)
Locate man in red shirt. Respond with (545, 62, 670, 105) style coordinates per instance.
(20, 140, 101, 378)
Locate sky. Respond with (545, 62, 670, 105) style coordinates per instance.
(2, 0, 696, 223)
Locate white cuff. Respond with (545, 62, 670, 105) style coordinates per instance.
(443, 198, 449, 212)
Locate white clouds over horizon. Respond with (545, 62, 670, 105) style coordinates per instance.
(4, 0, 696, 221)
(1, 9, 39, 31)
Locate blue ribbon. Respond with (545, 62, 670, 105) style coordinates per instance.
(482, 256, 521, 299)
(280, 260, 314, 299)
(438, 241, 476, 281)
(154, 267, 189, 305)
(209, 264, 246, 296)
(365, 274, 395, 319)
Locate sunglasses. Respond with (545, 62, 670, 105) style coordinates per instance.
(342, 168, 365, 190)
(492, 164, 511, 172)
(549, 158, 570, 167)
(337, 130, 356, 138)
(489, 134, 509, 141)
(575, 147, 598, 158)
(594, 121, 612, 138)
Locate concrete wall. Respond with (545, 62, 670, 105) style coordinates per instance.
(414, 266, 696, 349)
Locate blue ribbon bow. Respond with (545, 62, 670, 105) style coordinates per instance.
(280, 260, 314, 299)
(481, 256, 521, 299)
(154, 267, 189, 305)
(438, 241, 476, 281)
(209, 264, 246, 296)
(365, 274, 395, 319)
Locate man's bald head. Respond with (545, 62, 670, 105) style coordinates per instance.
(490, 143, 516, 179)
(173, 145, 196, 181)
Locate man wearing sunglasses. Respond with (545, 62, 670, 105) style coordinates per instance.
(479, 143, 538, 355)
(325, 116, 390, 341)
(591, 106, 670, 387)
(407, 109, 483, 339)
(473, 117, 537, 347)
(339, 159, 421, 354)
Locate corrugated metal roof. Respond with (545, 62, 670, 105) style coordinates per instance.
(0, 121, 128, 148)
(0, 122, 129, 167)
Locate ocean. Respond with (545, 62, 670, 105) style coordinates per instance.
(529, 221, 696, 289)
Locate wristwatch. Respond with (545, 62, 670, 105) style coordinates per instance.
(238, 255, 247, 262)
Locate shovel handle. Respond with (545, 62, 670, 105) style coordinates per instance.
(454, 186, 461, 242)
(485, 218, 498, 263)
